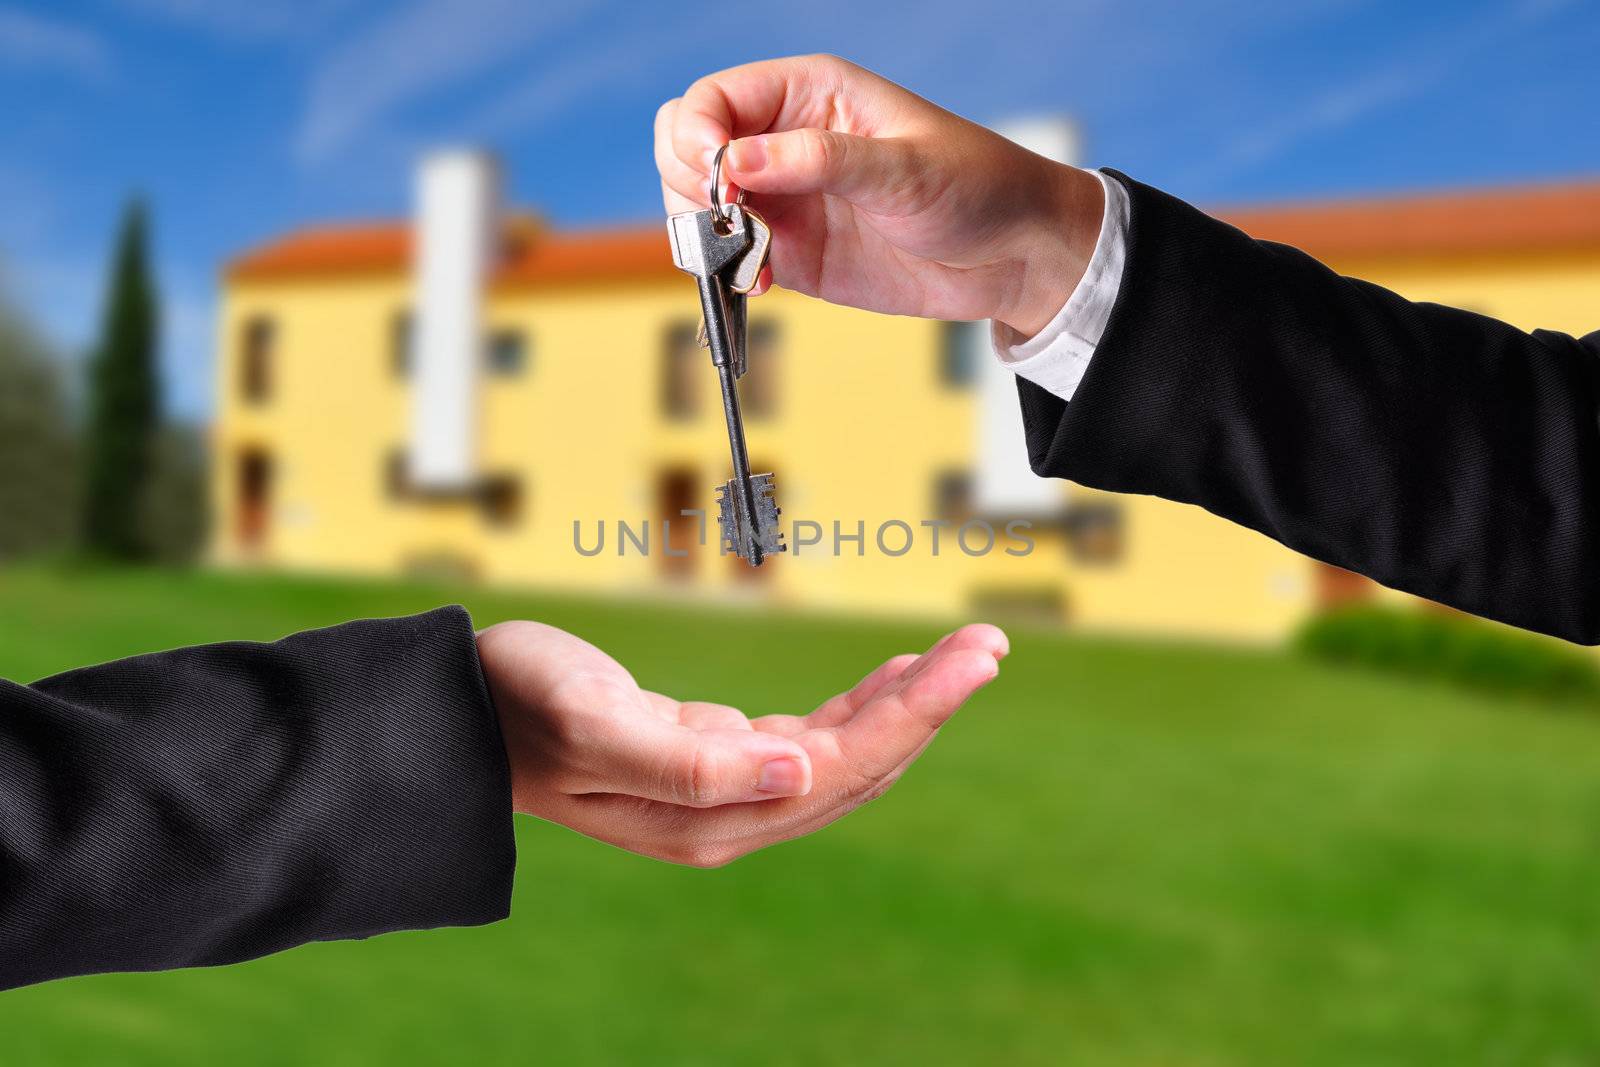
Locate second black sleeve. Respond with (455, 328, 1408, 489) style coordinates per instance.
(1020, 171, 1600, 643)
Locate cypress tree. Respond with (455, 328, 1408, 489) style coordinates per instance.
(83, 198, 160, 559)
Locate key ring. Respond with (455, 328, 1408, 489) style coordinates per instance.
(709, 143, 747, 225)
(709, 144, 730, 225)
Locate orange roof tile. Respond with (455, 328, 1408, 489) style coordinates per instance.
(1214, 179, 1600, 260)
(226, 177, 1600, 286)
(227, 218, 675, 287)
(491, 225, 677, 288)
(227, 222, 411, 280)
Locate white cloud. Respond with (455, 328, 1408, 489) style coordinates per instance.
(1186, 0, 1578, 187)
(113, 0, 357, 41)
(462, 0, 1032, 144)
(465, 8, 681, 138)
(295, 0, 598, 165)
(0, 6, 108, 78)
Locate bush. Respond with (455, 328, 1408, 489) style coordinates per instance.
(0, 286, 78, 561)
(1294, 604, 1600, 707)
(138, 423, 209, 565)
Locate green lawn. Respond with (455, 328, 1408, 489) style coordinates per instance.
(2, 564, 1598, 1065)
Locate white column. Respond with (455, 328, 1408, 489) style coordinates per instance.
(972, 117, 1082, 517)
(410, 150, 499, 492)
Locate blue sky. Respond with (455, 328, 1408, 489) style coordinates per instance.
(3, 0, 1597, 420)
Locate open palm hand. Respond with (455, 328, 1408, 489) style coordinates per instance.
(478, 619, 1006, 867)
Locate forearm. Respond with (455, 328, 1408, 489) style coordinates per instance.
(0, 607, 515, 991)
(1018, 172, 1600, 642)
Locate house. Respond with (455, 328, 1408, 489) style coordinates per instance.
(212, 144, 1600, 641)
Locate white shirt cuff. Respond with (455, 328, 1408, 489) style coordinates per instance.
(990, 168, 1130, 402)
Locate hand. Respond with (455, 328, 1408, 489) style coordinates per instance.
(476, 620, 1006, 867)
(655, 54, 1105, 338)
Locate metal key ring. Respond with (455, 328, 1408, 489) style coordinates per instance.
(708, 144, 730, 225)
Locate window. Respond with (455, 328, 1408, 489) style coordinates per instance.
(730, 461, 778, 583)
(1064, 503, 1125, 565)
(236, 448, 272, 551)
(1316, 564, 1373, 608)
(239, 316, 275, 403)
(661, 321, 701, 420)
(656, 467, 700, 579)
(384, 448, 409, 499)
(934, 470, 974, 520)
(970, 586, 1068, 625)
(390, 310, 412, 379)
(939, 321, 977, 387)
(486, 328, 528, 376)
(480, 475, 523, 528)
(743, 320, 780, 419)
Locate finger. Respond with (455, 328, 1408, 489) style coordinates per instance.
(711, 732, 941, 861)
(897, 624, 1009, 684)
(832, 646, 999, 783)
(721, 129, 921, 213)
(802, 652, 919, 729)
(654, 97, 704, 213)
(671, 57, 832, 177)
(679, 648, 1000, 860)
(578, 717, 812, 808)
(751, 262, 774, 296)
(552, 648, 995, 868)
(641, 690, 685, 722)
(748, 713, 806, 738)
(565, 650, 989, 867)
(854, 652, 924, 702)
(807, 624, 1007, 729)
(678, 701, 752, 732)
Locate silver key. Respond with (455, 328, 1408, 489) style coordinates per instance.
(668, 203, 751, 278)
(724, 206, 771, 294)
(723, 206, 769, 378)
(717, 207, 781, 559)
(666, 199, 784, 566)
(696, 205, 770, 376)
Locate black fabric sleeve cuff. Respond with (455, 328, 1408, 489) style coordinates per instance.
(1015, 169, 1600, 642)
(1, 606, 516, 989)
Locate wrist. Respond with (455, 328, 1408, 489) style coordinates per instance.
(992, 162, 1103, 340)
(474, 625, 533, 814)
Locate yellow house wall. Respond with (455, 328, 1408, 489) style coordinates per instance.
(212, 243, 1599, 643)
(1325, 252, 1600, 339)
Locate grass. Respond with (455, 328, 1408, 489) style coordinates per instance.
(2, 563, 1599, 1065)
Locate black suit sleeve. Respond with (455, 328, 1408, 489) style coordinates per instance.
(0, 606, 515, 991)
(1020, 171, 1600, 644)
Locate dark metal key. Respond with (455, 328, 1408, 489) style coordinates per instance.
(666, 202, 784, 566)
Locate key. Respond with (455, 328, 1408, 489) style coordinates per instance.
(723, 207, 770, 378)
(666, 202, 785, 566)
(724, 206, 770, 295)
(716, 210, 782, 562)
(696, 206, 770, 376)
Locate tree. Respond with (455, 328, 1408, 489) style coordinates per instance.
(83, 198, 160, 559)
(139, 422, 209, 564)
(0, 284, 77, 560)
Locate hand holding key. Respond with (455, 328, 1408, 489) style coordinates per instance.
(667, 158, 783, 565)
(656, 54, 1106, 340)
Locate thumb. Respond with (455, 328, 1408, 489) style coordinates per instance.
(586, 718, 813, 808)
(726, 129, 919, 210)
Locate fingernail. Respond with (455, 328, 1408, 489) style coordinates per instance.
(756, 757, 805, 796)
(730, 137, 768, 173)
